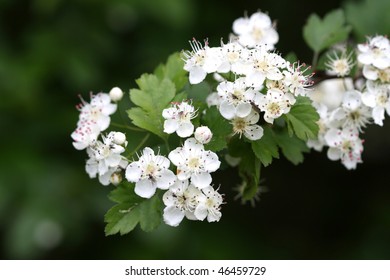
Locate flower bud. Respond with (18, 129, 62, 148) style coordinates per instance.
(109, 87, 123, 102)
(110, 172, 122, 186)
(194, 126, 213, 144)
(113, 132, 126, 146)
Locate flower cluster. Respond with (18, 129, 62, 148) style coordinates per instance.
(71, 88, 130, 184)
(182, 11, 313, 142)
(308, 35, 390, 169)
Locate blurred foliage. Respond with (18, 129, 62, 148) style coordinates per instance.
(0, 0, 390, 259)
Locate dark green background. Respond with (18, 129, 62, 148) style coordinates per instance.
(1, 0, 390, 259)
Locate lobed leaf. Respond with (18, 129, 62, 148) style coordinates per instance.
(303, 9, 351, 53)
(284, 96, 319, 141)
(251, 126, 279, 167)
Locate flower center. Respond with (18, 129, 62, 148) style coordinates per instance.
(227, 51, 239, 62)
(188, 157, 201, 170)
(251, 27, 264, 41)
(377, 93, 388, 106)
(267, 102, 281, 116)
(378, 69, 390, 83)
(232, 118, 247, 136)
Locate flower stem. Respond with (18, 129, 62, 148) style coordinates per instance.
(126, 133, 150, 158)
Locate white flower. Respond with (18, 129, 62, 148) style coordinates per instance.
(216, 78, 255, 120)
(361, 81, 390, 126)
(357, 35, 390, 69)
(283, 62, 313, 96)
(232, 11, 279, 49)
(244, 47, 286, 88)
(325, 51, 354, 77)
(324, 128, 363, 170)
(194, 186, 223, 223)
(86, 156, 128, 186)
(329, 90, 372, 131)
(218, 41, 249, 74)
(255, 88, 295, 123)
(162, 101, 197, 138)
(77, 93, 117, 132)
(71, 120, 100, 150)
(362, 65, 390, 83)
(230, 109, 264, 140)
(86, 132, 127, 177)
(109, 87, 124, 102)
(125, 147, 176, 198)
(168, 138, 220, 189)
(182, 39, 223, 84)
(194, 126, 213, 144)
(162, 180, 204, 227)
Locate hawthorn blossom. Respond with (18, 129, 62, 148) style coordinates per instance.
(125, 147, 176, 198)
(357, 35, 390, 70)
(162, 180, 204, 227)
(230, 109, 264, 140)
(218, 41, 248, 74)
(255, 88, 295, 123)
(216, 78, 255, 120)
(361, 81, 390, 126)
(71, 120, 100, 150)
(71, 92, 117, 150)
(86, 132, 127, 176)
(329, 90, 372, 131)
(182, 39, 223, 84)
(362, 65, 390, 83)
(162, 101, 197, 138)
(194, 186, 223, 223)
(283, 62, 313, 96)
(77, 93, 117, 131)
(324, 128, 364, 170)
(232, 11, 279, 49)
(325, 51, 354, 77)
(244, 47, 286, 88)
(168, 138, 220, 189)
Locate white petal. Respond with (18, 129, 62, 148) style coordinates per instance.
(162, 190, 176, 207)
(232, 18, 250, 35)
(219, 101, 236, 120)
(72, 141, 88, 150)
(324, 129, 342, 147)
(106, 154, 122, 167)
(189, 66, 207, 84)
(177, 122, 194, 138)
(203, 151, 221, 172)
(156, 169, 177, 190)
(163, 206, 185, 227)
(195, 204, 208, 221)
(191, 172, 212, 189)
(163, 119, 179, 134)
(327, 147, 341, 161)
(134, 179, 156, 198)
(102, 103, 117, 115)
(372, 106, 385, 126)
(125, 162, 142, 182)
(244, 125, 264, 140)
(236, 102, 252, 118)
(98, 171, 111, 186)
(361, 91, 376, 107)
(97, 116, 110, 131)
(362, 65, 378, 80)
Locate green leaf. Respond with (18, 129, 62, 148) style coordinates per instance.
(344, 0, 390, 42)
(303, 9, 351, 53)
(284, 96, 319, 141)
(154, 52, 188, 91)
(127, 74, 176, 139)
(104, 203, 140, 236)
(104, 183, 162, 236)
(274, 129, 310, 165)
(251, 126, 279, 167)
(233, 140, 261, 203)
(202, 107, 232, 152)
(139, 194, 163, 232)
